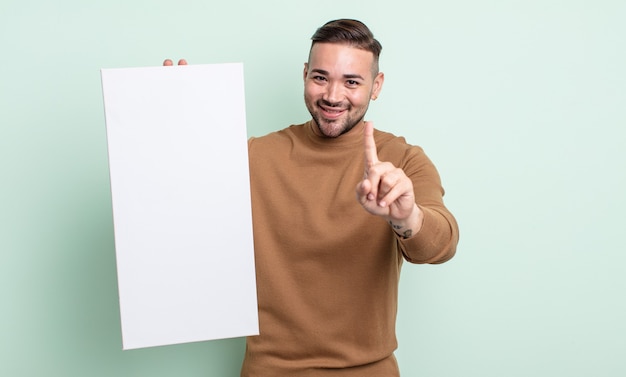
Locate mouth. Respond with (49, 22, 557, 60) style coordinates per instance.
(319, 103, 347, 120)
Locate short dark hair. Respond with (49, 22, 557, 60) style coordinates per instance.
(309, 19, 382, 72)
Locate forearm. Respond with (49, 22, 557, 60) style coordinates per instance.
(398, 205, 458, 264)
(386, 203, 424, 239)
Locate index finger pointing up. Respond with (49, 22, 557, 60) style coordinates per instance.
(364, 121, 379, 169)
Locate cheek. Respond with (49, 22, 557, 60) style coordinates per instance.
(304, 85, 322, 100)
(348, 91, 371, 107)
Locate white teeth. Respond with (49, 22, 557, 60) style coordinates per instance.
(323, 107, 343, 113)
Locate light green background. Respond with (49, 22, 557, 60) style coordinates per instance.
(1, 0, 624, 376)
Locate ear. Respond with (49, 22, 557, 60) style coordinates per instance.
(371, 72, 385, 100)
(303, 62, 309, 82)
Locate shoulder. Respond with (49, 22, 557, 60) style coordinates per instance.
(248, 124, 307, 150)
(374, 128, 427, 163)
(374, 129, 444, 193)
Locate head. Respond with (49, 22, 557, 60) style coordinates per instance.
(303, 19, 384, 138)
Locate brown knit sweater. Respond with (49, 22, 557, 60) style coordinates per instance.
(241, 121, 458, 376)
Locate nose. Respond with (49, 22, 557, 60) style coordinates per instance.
(323, 82, 342, 105)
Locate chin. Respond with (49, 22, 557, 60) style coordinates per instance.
(309, 110, 357, 138)
(318, 122, 348, 138)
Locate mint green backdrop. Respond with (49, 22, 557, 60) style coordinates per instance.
(2, 0, 625, 376)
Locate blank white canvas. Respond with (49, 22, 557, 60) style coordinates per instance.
(101, 63, 258, 350)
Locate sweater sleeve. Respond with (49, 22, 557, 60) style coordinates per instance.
(397, 146, 459, 264)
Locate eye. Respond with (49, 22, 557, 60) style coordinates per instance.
(346, 80, 360, 87)
(313, 75, 327, 82)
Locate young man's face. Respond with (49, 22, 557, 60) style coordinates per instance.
(303, 42, 384, 138)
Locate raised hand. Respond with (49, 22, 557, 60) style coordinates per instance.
(356, 121, 423, 238)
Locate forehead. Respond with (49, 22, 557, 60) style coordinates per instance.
(308, 42, 375, 77)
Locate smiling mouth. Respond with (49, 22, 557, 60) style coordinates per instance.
(319, 104, 347, 119)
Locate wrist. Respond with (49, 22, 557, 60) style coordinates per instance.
(387, 204, 424, 239)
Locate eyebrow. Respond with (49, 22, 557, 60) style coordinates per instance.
(311, 69, 365, 81)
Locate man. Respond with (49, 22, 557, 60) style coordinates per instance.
(166, 18, 458, 376)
